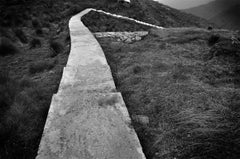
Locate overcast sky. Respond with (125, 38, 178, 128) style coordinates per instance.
(155, 0, 215, 9)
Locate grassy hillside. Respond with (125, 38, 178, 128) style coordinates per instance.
(82, 11, 152, 32)
(0, 0, 227, 158)
(97, 28, 240, 159)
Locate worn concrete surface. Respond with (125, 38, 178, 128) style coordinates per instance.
(37, 92, 145, 159)
(36, 8, 148, 159)
(59, 65, 116, 93)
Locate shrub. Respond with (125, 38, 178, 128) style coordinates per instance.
(133, 65, 143, 74)
(31, 18, 41, 28)
(0, 78, 50, 158)
(0, 27, 15, 41)
(30, 38, 41, 49)
(0, 37, 19, 56)
(64, 6, 83, 17)
(208, 34, 220, 46)
(207, 26, 213, 30)
(0, 72, 18, 116)
(42, 21, 50, 28)
(50, 40, 63, 57)
(2, 9, 25, 27)
(28, 60, 56, 74)
(35, 28, 43, 36)
(209, 38, 240, 59)
(65, 34, 70, 43)
(14, 28, 28, 43)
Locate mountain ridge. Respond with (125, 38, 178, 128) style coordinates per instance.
(183, 0, 240, 30)
(135, 0, 212, 28)
(210, 4, 240, 30)
(183, 0, 239, 19)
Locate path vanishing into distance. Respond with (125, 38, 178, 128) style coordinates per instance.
(36, 8, 163, 159)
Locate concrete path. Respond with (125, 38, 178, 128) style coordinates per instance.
(36, 8, 163, 159)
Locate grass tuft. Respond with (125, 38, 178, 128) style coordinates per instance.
(30, 38, 41, 49)
(14, 28, 28, 44)
(50, 39, 63, 57)
(28, 60, 56, 74)
(208, 34, 220, 46)
(31, 18, 41, 28)
(0, 72, 18, 114)
(35, 28, 43, 36)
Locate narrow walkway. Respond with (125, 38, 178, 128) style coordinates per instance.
(36, 8, 162, 159)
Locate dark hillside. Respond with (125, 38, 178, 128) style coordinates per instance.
(210, 5, 240, 30)
(82, 11, 152, 32)
(134, 0, 213, 28)
(183, 0, 237, 20)
(96, 0, 214, 28)
(183, 0, 240, 30)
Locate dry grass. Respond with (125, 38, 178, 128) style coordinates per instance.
(0, 1, 72, 157)
(0, 72, 51, 158)
(82, 11, 151, 32)
(49, 39, 63, 57)
(97, 28, 240, 159)
(28, 60, 56, 74)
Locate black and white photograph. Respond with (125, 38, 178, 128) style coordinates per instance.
(0, 0, 239, 158)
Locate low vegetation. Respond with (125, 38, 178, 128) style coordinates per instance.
(0, 0, 231, 158)
(28, 60, 56, 74)
(30, 38, 41, 49)
(0, 1, 72, 158)
(82, 11, 151, 32)
(50, 39, 64, 57)
(97, 28, 240, 159)
(0, 37, 20, 56)
(14, 28, 28, 43)
(0, 72, 51, 158)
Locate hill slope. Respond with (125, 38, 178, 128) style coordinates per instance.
(210, 5, 240, 30)
(109, 0, 213, 28)
(183, 0, 239, 20)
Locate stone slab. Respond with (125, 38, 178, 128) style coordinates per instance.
(67, 38, 108, 67)
(66, 51, 108, 68)
(36, 92, 145, 159)
(58, 65, 116, 92)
